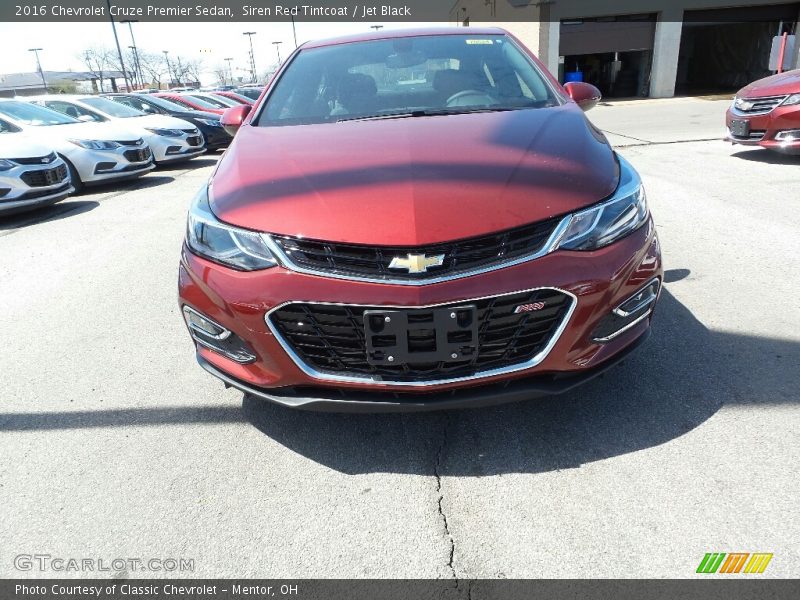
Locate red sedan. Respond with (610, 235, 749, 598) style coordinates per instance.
(726, 69, 800, 154)
(178, 27, 662, 411)
(153, 93, 225, 115)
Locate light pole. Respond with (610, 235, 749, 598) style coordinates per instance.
(105, 0, 131, 92)
(121, 19, 142, 89)
(290, 14, 298, 48)
(28, 48, 47, 91)
(243, 31, 257, 83)
(163, 50, 173, 87)
(272, 41, 283, 66)
(224, 57, 234, 86)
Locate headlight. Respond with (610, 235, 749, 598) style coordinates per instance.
(0, 159, 16, 171)
(196, 118, 221, 127)
(145, 127, 184, 137)
(186, 184, 278, 271)
(781, 93, 800, 107)
(68, 139, 121, 150)
(555, 157, 648, 251)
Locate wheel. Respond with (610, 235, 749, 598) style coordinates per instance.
(60, 155, 84, 194)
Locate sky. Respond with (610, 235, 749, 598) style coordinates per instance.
(0, 21, 436, 85)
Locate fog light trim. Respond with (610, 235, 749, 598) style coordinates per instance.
(614, 278, 661, 317)
(591, 277, 661, 343)
(183, 306, 230, 340)
(182, 305, 256, 364)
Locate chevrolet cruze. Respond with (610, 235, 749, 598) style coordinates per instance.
(179, 28, 663, 411)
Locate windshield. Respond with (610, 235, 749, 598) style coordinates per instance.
(81, 96, 145, 118)
(140, 95, 191, 112)
(169, 95, 218, 110)
(189, 94, 235, 108)
(257, 34, 560, 127)
(235, 88, 263, 100)
(0, 101, 78, 126)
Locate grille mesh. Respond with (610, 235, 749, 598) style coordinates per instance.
(269, 289, 573, 382)
(272, 217, 562, 281)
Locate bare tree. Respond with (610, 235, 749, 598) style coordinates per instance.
(138, 51, 168, 89)
(181, 58, 204, 87)
(79, 46, 114, 92)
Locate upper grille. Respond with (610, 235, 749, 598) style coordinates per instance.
(269, 289, 574, 383)
(115, 138, 144, 146)
(734, 95, 787, 115)
(20, 164, 68, 188)
(272, 217, 562, 282)
(9, 152, 57, 165)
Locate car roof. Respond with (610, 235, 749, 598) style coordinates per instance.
(302, 26, 509, 50)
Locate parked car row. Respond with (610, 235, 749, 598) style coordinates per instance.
(0, 91, 240, 216)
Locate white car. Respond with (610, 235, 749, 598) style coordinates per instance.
(181, 92, 240, 109)
(27, 95, 205, 165)
(0, 100, 154, 191)
(0, 123, 73, 216)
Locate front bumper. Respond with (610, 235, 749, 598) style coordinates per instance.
(179, 217, 662, 410)
(0, 159, 73, 215)
(70, 143, 155, 184)
(146, 130, 206, 164)
(726, 103, 800, 154)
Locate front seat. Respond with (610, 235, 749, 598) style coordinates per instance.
(330, 73, 378, 116)
(63, 105, 81, 119)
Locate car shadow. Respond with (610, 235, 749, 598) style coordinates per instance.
(731, 149, 800, 164)
(0, 200, 99, 231)
(241, 275, 799, 475)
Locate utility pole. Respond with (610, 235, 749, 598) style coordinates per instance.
(121, 19, 142, 89)
(272, 41, 283, 66)
(290, 14, 298, 48)
(28, 48, 47, 91)
(224, 57, 234, 86)
(163, 50, 173, 87)
(243, 31, 257, 83)
(106, 0, 131, 92)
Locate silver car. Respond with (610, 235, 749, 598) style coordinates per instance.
(0, 100, 153, 191)
(28, 95, 206, 165)
(0, 123, 73, 216)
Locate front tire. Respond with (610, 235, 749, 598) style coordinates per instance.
(60, 156, 84, 194)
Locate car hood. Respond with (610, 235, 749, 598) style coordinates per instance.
(21, 120, 143, 143)
(0, 133, 53, 159)
(121, 114, 196, 130)
(211, 105, 619, 246)
(738, 69, 800, 97)
(176, 110, 219, 122)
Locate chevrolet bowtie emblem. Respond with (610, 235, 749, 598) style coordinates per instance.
(388, 253, 445, 274)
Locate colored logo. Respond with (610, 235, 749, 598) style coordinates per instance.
(388, 253, 445, 274)
(696, 553, 773, 574)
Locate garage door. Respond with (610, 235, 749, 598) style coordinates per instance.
(560, 15, 657, 56)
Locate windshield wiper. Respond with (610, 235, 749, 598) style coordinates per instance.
(337, 107, 519, 123)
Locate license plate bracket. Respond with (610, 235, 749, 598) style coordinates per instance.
(730, 119, 750, 137)
(364, 305, 479, 366)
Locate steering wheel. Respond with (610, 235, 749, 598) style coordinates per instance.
(446, 89, 496, 107)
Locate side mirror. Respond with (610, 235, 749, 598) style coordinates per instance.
(220, 104, 252, 137)
(563, 82, 602, 112)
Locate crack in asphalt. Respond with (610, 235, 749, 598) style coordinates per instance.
(434, 413, 457, 581)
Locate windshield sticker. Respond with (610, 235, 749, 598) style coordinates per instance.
(466, 39, 494, 45)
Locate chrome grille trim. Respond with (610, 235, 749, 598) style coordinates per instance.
(264, 287, 578, 388)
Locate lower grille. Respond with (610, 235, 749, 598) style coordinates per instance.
(730, 129, 766, 141)
(20, 164, 68, 188)
(272, 217, 562, 282)
(268, 289, 574, 383)
(123, 148, 150, 162)
(186, 136, 203, 147)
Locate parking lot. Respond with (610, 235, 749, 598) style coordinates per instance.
(1, 97, 798, 579)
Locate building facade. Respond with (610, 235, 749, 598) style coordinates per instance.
(450, 0, 800, 98)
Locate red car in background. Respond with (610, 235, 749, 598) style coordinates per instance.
(153, 93, 226, 115)
(726, 69, 800, 154)
(178, 28, 662, 411)
(212, 91, 254, 105)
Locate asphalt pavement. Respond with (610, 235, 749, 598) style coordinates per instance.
(1, 98, 798, 581)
